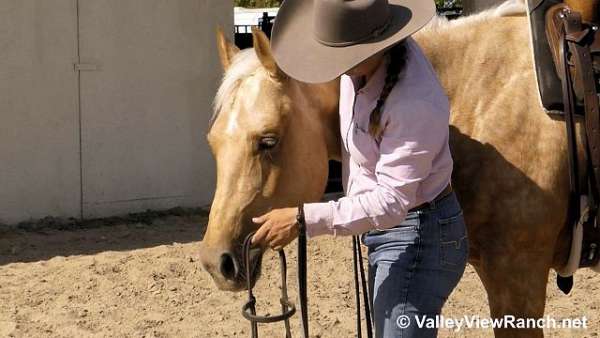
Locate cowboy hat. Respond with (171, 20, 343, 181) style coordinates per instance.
(270, 0, 436, 83)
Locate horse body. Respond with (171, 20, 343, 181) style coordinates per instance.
(200, 2, 584, 336)
(414, 13, 581, 335)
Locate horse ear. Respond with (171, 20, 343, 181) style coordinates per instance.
(216, 26, 240, 70)
(252, 28, 286, 80)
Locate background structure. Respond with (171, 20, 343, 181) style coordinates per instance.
(0, 1, 233, 224)
(462, 0, 505, 14)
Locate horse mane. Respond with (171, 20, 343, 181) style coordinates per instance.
(422, 0, 526, 33)
(211, 49, 261, 130)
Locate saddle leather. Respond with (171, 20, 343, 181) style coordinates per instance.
(546, 6, 600, 272)
(546, 4, 568, 82)
(528, 0, 564, 112)
(527, 2, 600, 293)
(546, 4, 600, 106)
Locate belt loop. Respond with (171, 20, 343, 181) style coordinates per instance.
(429, 199, 437, 210)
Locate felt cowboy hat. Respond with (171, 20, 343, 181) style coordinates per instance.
(270, 0, 436, 83)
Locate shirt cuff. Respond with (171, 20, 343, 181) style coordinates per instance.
(302, 201, 335, 239)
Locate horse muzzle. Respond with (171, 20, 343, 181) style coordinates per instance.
(199, 241, 263, 292)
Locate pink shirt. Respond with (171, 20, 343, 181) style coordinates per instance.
(303, 37, 453, 238)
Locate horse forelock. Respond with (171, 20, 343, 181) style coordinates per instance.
(210, 49, 262, 131)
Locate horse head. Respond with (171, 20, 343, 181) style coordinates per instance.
(199, 28, 340, 291)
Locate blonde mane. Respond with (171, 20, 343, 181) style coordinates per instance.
(211, 49, 261, 128)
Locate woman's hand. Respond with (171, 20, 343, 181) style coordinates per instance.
(252, 207, 299, 251)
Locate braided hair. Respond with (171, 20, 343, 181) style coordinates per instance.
(368, 41, 408, 139)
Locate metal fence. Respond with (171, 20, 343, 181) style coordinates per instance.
(234, 12, 274, 48)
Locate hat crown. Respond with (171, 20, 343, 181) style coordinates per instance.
(313, 0, 391, 47)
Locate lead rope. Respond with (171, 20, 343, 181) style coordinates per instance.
(241, 232, 296, 338)
(353, 236, 374, 338)
(296, 205, 309, 338)
(242, 205, 371, 338)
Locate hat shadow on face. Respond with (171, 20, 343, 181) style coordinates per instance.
(336, 5, 413, 75)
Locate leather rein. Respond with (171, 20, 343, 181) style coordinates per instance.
(555, 7, 600, 270)
(241, 206, 373, 338)
(240, 207, 308, 338)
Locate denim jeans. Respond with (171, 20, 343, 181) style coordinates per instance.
(360, 191, 468, 338)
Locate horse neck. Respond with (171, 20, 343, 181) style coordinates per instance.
(413, 31, 465, 102)
(414, 16, 524, 108)
(288, 79, 341, 160)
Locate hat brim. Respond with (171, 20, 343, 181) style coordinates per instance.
(271, 0, 436, 83)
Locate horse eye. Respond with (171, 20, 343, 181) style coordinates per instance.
(258, 136, 279, 150)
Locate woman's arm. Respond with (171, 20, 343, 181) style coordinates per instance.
(304, 99, 448, 238)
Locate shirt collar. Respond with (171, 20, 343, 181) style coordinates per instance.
(349, 54, 389, 101)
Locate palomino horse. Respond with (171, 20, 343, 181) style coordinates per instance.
(200, 1, 580, 336)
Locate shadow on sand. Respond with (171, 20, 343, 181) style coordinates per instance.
(0, 211, 209, 266)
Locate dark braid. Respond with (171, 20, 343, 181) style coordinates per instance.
(368, 41, 408, 139)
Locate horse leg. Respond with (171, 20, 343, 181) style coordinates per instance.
(474, 251, 551, 338)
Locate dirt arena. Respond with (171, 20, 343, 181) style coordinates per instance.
(1, 214, 598, 337)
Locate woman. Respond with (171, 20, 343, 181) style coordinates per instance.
(251, 0, 468, 337)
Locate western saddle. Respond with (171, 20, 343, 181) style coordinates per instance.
(528, 0, 600, 293)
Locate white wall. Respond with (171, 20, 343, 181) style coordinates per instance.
(0, 0, 233, 224)
(0, 1, 81, 224)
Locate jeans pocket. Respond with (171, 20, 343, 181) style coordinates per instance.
(376, 212, 420, 233)
(361, 213, 420, 251)
(438, 210, 468, 270)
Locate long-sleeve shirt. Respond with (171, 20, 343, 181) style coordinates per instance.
(303, 37, 453, 238)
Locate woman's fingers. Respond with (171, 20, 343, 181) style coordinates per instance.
(266, 225, 293, 251)
(251, 208, 297, 250)
(251, 221, 271, 246)
(251, 212, 272, 246)
(268, 235, 285, 252)
(255, 222, 286, 250)
(264, 223, 279, 243)
(252, 212, 269, 224)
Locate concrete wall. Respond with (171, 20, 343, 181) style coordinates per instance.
(0, 1, 81, 224)
(0, 1, 233, 224)
(463, 0, 506, 15)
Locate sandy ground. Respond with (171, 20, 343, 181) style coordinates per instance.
(0, 215, 598, 338)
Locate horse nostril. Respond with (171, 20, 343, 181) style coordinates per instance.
(219, 252, 239, 280)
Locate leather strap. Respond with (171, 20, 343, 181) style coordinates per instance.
(408, 182, 453, 213)
(296, 205, 309, 338)
(241, 205, 374, 338)
(352, 235, 374, 338)
(566, 17, 600, 207)
(558, 8, 582, 236)
(563, 12, 600, 267)
(555, 8, 600, 271)
(241, 232, 296, 338)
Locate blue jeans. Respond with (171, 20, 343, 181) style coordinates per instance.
(360, 191, 468, 338)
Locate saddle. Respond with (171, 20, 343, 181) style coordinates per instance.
(527, 0, 600, 292)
